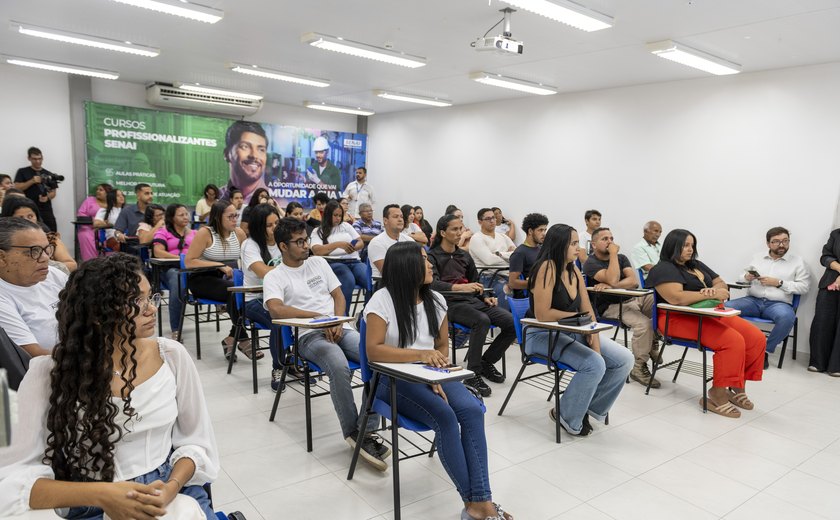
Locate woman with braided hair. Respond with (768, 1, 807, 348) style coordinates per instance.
(0, 254, 219, 519)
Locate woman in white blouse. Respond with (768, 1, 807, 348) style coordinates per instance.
(93, 189, 125, 242)
(400, 204, 429, 244)
(310, 200, 366, 314)
(0, 254, 219, 519)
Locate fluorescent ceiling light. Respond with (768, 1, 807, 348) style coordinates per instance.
(647, 40, 740, 75)
(470, 72, 557, 95)
(110, 0, 223, 24)
(12, 22, 160, 57)
(175, 82, 263, 100)
(301, 32, 426, 68)
(374, 90, 452, 107)
(304, 101, 374, 116)
(502, 0, 612, 32)
(229, 63, 330, 88)
(3, 55, 119, 79)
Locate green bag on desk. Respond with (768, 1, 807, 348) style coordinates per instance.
(690, 299, 721, 309)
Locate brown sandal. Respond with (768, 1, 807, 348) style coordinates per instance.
(700, 397, 741, 418)
(728, 392, 754, 410)
(238, 341, 264, 360)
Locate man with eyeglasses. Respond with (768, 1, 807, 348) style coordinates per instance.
(263, 217, 389, 470)
(0, 217, 68, 356)
(469, 208, 515, 312)
(728, 226, 811, 369)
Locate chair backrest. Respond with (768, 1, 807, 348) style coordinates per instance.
(791, 293, 801, 312)
(363, 256, 374, 293)
(0, 327, 30, 391)
(280, 325, 294, 353)
(358, 318, 373, 384)
(651, 289, 660, 332)
(637, 268, 646, 289)
(574, 258, 582, 271)
(506, 295, 530, 344)
(518, 273, 529, 297)
(232, 269, 244, 310)
(179, 253, 189, 289)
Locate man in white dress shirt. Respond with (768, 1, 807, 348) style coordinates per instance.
(727, 226, 811, 368)
(470, 208, 515, 311)
(342, 166, 375, 218)
(631, 220, 663, 281)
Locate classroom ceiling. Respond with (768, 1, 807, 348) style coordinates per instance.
(2, 0, 840, 114)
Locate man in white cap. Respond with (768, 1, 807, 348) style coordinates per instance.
(308, 136, 341, 189)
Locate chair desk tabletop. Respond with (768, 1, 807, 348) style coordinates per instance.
(520, 318, 613, 334)
(586, 287, 653, 297)
(271, 316, 356, 329)
(657, 303, 741, 317)
(227, 285, 264, 293)
(369, 362, 475, 384)
(149, 257, 181, 265)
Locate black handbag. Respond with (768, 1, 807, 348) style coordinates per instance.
(556, 313, 592, 327)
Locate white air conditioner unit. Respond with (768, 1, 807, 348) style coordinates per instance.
(145, 82, 263, 116)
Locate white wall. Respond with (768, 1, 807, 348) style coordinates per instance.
(369, 61, 840, 353)
(0, 64, 76, 242)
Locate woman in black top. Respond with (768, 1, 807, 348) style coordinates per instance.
(808, 227, 840, 375)
(526, 224, 633, 436)
(646, 229, 765, 418)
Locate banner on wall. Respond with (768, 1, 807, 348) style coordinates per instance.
(84, 101, 367, 207)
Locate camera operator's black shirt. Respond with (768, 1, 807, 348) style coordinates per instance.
(14, 166, 56, 231)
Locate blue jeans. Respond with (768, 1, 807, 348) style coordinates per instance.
(376, 378, 491, 503)
(297, 329, 379, 438)
(725, 296, 796, 353)
(480, 272, 510, 312)
(160, 268, 185, 333)
(327, 259, 368, 314)
(525, 329, 633, 434)
(60, 459, 213, 519)
(244, 298, 280, 369)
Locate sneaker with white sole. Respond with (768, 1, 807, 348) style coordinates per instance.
(270, 368, 286, 393)
(346, 432, 390, 471)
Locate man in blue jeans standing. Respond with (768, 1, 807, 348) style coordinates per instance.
(263, 217, 389, 470)
(727, 226, 810, 369)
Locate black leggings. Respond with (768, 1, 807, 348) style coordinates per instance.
(186, 271, 247, 341)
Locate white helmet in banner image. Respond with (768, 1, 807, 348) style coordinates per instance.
(313, 136, 330, 152)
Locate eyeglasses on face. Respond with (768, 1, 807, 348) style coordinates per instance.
(134, 293, 162, 314)
(286, 237, 311, 248)
(480, 216, 497, 222)
(7, 244, 56, 260)
(769, 239, 790, 246)
(225, 213, 239, 221)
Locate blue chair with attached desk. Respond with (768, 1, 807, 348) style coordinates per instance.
(738, 293, 800, 369)
(227, 270, 274, 394)
(176, 253, 232, 360)
(497, 295, 581, 443)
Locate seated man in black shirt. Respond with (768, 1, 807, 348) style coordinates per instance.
(582, 227, 659, 389)
(508, 213, 548, 299)
(428, 215, 516, 397)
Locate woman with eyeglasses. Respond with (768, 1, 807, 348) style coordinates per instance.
(0, 254, 219, 518)
(152, 204, 197, 339)
(339, 197, 355, 224)
(137, 203, 165, 246)
(310, 200, 366, 315)
(1, 196, 77, 274)
(185, 200, 257, 360)
(365, 242, 513, 520)
(195, 183, 219, 222)
(240, 203, 286, 391)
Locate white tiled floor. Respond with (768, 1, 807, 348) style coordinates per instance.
(182, 322, 840, 520)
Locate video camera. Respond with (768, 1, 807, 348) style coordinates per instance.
(40, 171, 65, 191)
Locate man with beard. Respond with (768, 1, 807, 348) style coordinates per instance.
(342, 166, 375, 218)
(728, 226, 811, 369)
(307, 136, 341, 189)
(220, 121, 268, 203)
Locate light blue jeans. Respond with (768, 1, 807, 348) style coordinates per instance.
(724, 296, 796, 353)
(298, 329, 379, 438)
(376, 379, 491, 503)
(244, 298, 280, 369)
(160, 268, 185, 333)
(525, 329, 633, 434)
(59, 459, 213, 519)
(327, 259, 368, 315)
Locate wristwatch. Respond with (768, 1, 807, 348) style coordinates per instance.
(777, 280, 783, 288)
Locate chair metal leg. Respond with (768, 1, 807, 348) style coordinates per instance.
(792, 318, 798, 360)
(251, 325, 259, 394)
(390, 375, 402, 520)
(428, 434, 437, 458)
(348, 372, 379, 480)
(304, 361, 313, 452)
(554, 365, 562, 444)
(268, 363, 290, 422)
(497, 362, 528, 416)
(778, 337, 789, 369)
(194, 304, 202, 360)
(672, 348, 689, 383)
(646, 342, 665, 396)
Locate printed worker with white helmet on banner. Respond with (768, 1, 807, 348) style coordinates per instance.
(307, 135, 341, 188)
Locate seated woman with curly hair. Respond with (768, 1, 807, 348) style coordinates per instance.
(0, 254, 219, 519)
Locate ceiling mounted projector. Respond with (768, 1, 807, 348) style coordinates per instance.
(472, 8, 523, 55)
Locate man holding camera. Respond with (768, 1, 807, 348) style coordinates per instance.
(14, 147, 59, 232)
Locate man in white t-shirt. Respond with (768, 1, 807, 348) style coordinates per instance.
(470, 208, 515, 311)
(263, 217, 388, 470)
(342, 166, 375, 218)
(0, 217, 68, 356)
(578, 209, 601, 264)
(368, 204, 413, 279)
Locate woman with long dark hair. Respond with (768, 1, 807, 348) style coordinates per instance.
(185, 200, 257, 360)
(414, 205, 433, 243)
(137, 203, 165, 246)
(240, 187, 278, 235)
(310, 200, 366, 314)
(195, 183, 219, 221)
(647, 229, 765, 417)
(93, 189, 126, 243)
(241, 203, 286, 391)
(526, 224, 634, 436)
(284, 201, 306, 222)
(0, 254, 218, 518)
(365, 242, 513, 520)
(152, 204, 196, 339)
(400, 204, 428, 244)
